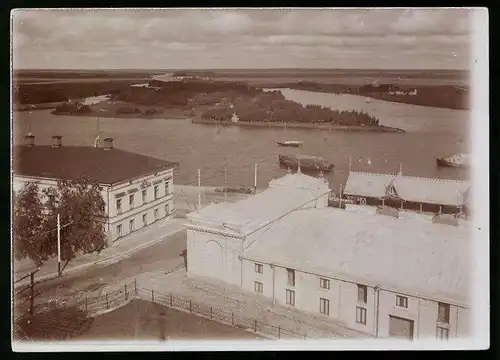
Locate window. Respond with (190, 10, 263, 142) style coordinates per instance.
(116, 224, 122, 237)
(357, 284, 367, 303)
(165, 181, 170, 195)
(438, 302, 450, 324)
(165, 204, 170, 217)
(396, 295, 408, 308)
(320, 298, 330, 315)
(154, 185, 159, 200)
(142, 190, 147, 204)
(116, 198, 122, 215)
(356, 307, 367, 325)
(320, 278, 330, 290)
(254, 263, 263, 274)
(142, 213, 148, 227)
(154, 208, 159, 221)
(129, 219, 135, 232)
(254, 281, 263, 293)
(287, 268, 295, 286)
(286, 289, 295, 306)
(436, 326, 449, 340)
(129, 194, 135, 209)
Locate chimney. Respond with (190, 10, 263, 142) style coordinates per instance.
(24, 134, 35, 147)
(103, 137, 114, 150)
(52, 135, 62, 148)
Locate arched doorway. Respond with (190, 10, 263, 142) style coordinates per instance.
(205, 240, 223, 282)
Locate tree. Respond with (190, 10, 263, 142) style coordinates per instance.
(12, 182, 46, 266)
(43, 178, 108, 265)
(12, 178, 109, 267)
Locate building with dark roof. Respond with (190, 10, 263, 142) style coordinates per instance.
(13, 135, 179, 242)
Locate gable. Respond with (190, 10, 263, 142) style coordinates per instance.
(385, 182, 401, 199)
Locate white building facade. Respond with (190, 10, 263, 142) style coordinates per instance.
(185, 171, 470, 341)
(13, 136, 178, 243)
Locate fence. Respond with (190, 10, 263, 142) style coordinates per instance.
(13, 269, 41, 322)
(135, 285, 308, 340)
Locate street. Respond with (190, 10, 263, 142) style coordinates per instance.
(31, 229, 187, 304)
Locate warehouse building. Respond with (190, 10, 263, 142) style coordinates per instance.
(13, 135, 178, 242)
(185, 171, 470, 340)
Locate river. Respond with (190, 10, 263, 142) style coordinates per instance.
(12, 89, 470, 192)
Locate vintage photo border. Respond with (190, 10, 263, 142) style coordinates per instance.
(9, 7, 490, 351)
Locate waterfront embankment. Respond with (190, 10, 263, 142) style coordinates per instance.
(192, 118, 405, 133)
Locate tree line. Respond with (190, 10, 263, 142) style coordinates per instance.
(13, 178, 108, 267)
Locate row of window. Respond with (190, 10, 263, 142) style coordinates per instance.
(254, 263, 452, 325)
(254, 281, 451, 340)
(116, 204, 170, 238)
(116, 182, 171, 215)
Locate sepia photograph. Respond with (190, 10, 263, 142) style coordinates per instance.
(10, 7, 489, 351)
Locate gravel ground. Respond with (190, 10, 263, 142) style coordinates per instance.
(77, 299, 263, 340)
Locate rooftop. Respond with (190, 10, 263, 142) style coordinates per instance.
(187, 172, 330, 234)
(12, 145, 178, 185)
(244, 205, 470, 305)
(343, 171, 471, 207)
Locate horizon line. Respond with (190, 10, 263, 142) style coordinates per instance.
(13, 67, 470, 72)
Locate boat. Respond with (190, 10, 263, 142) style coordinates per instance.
(436, 153, 470, 168)
(278, 154, 335, 172)
(277, 140, 303, 147)
(365, 98, 372, 103)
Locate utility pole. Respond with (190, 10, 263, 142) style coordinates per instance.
(57, 214, 61, 277)
(197, 169, 201, 210)
(339, 183, 343, 208)
(349, 155, 352, 172)
(254, 163, 258, 193)
(224, 166, 227, 202)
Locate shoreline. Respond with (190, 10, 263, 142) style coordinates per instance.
(192, 118, 405, 133)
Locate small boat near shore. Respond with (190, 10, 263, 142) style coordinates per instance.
(278, 154, 335, 172)
(436, 153, 470, 169)
(277, 140, 303, 147)
(215, 187, 254, 194)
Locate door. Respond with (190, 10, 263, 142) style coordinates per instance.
(205, 240, 223, 282)
(389, 315, 414, 340)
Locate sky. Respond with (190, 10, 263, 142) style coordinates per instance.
(12, 8, 475, 70)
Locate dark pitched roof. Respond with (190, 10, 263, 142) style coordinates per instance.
(12, 145, 178, 185)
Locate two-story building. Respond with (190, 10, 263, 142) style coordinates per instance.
(12, 135, 178, 242)
(185, 170, 470, 341)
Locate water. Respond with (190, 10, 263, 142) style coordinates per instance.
(12, 89, 470, 191)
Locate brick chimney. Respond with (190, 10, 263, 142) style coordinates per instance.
(103, 137, 114, 150)
(24, 134, 35, 147)
(52, 135, 62, 148)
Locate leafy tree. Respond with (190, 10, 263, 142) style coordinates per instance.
(43, 178, 108, 265)
(12, 182, 46, 266)
(12, 178, 108, 267)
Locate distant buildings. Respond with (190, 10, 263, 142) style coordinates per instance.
(13, 135, 178, 243)
(185, 171, 470, 340)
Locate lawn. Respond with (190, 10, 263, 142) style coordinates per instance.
(77, 299, 264, 340)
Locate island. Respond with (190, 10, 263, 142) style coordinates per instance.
(13, 75, 404, 133)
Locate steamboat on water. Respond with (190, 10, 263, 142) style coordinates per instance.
(436, 153, 470, 169)
(278, 154, 335, 172)
(277, 140, 303, 147)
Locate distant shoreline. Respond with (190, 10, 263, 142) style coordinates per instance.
(192, 118, 405, 133)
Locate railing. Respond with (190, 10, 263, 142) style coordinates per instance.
(13, 269, 41, 322)
(135, 285, 307, 340)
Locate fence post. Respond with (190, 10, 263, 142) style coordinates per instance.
(29, 272, 35, 317)
(134, 278, 137, 295)
(189, 300, 192, 312)
(254, 319, 257, 333)
(106, 293, 109, 309)
(278, 326, 281, 339)
(304, 332, 307, 340)
(152, 289, 154, 302)
(170, 293, 173, 306)
(210, 306, 213, 319)
(125, 284, 128, 300)
(232, 313, 234, 326)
